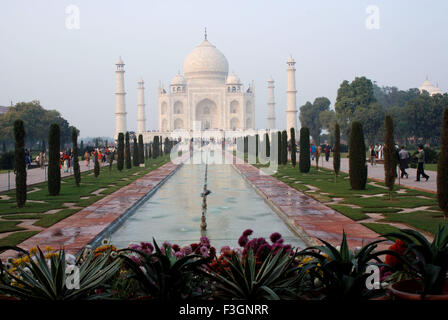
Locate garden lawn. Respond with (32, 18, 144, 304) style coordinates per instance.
(255, 162, 447, 237)
(0, 155, 170, 246)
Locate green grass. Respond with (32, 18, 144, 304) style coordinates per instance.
(381, 210, 448, 235)
(360, 223, 403, 241)
(327, 204, 369, 221)
(0, 156, 170, 246)
(0, 231, 39, 247)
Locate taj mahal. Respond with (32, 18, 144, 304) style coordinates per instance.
(114, 31, 299, 142)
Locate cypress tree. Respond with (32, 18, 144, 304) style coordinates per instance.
(133, 137, 139, 167)
(265, 133, 270, 158)
(80, 140, 84, 155)
(349, 121, 367, 190)
(384, 115, 396, 199)
(109, 150, 114, 171)
(148, 142, 152, 159)
(153, 136, 159, 158)
(255, 134, 259, 161)
(299, 127, 310, 173)
(281, 130, 288, 165)
(125, 132, 131, 169)
(437, 108, 448, 218)
(14, 119, 26, 207)
(277, 131, 282, 165)
(333, 123, 341, 182)
(94, 152, 100, 177)
(72, 127, 81, 186)
(117, 132, 124, 171)
(138, 135, 144, 165)
(48, 123, 61, 196)
(164, 137, 171, 155)
(290, 128, 297, 167)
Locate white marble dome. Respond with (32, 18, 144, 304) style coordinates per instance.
(183, 39, 229, 81)
(226, 73, 240, 85)
(419, 79, 443, 96)
(171, 73, 186, 85)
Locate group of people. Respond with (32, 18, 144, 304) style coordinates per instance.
(369, 144, 430, 182)
(83, 148, 115, 168)
(310, 143, 332, 162)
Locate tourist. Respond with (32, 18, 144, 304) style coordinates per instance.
(84, 151, 90, 167)
(369, 145, 376, 166)
(311, 144, 316, 161)
(39, 151, 45, 169)
(398, 146, 409, 178)
(414, 145, 429, 182)
(25, 149, 31, 169)
(324, 143, 330, 162)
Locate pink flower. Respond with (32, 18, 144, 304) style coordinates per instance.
(200, 236, 210, 247)
(270, 232, 282, 243)
(181, 246, 192, 255)
(174, 251, 184, 259)
(200, 246, 209, 257)
(220, 246, 231, 254)
(243, 229, 253, 237)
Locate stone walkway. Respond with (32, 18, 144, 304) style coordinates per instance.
(316, 157, 436, 193)
(0, 161, 103, 193)
(233, 161, 390, 249)
(0, 161, 180, 259)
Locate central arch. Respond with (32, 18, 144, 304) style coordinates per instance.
(195, 98, 218, 130)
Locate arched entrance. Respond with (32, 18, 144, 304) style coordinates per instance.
(195, 99, 218, 130)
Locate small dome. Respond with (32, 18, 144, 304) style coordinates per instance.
(226, 73, 240, 85)
(420, 79, 443, 96)
(183, 39, 229, 81)
(171, 73, 186, 86)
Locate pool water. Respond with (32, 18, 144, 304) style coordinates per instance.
(109, 163, 306, 250)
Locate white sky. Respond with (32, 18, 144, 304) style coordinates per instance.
(0, 0, 446, 138)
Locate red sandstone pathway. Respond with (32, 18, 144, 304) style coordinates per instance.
(233, 162, 389, 248)
(1, 161, 180, 259)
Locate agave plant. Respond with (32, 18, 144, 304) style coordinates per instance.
(119, 239, 211, 300)
(297, 231, 393, 300)
(204, 248, 308, 300)
(384, 226, 448, 296)
(0, 245, 122, 300)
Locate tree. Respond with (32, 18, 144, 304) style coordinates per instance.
(281, 130, 288, 165)
(153, 136, 159, 159)
(277, 132, 282, 165)
(48, 123, 61, 196)
(265, 133, 270, 158)
(299, 127, 310, 173)
(333, 123, 341, 181)
(353, 102, 385, 145)
(255, 134, 259, 161)
(138, 135, 144, 165)
(164, 137, 171, 155)
(290, 128, 296, 167)
(299, 97, 331, 145)
(72, 127, 81, 186)
(94, 152, 100, 178)
(125, 132, 131, 169)
(349, 121, 367, 190)
(319, 110, 336, 145)
(437, 108, 448, 218)
(384, 115, 396, 199)
(148, 142, 152, 159)
(80, 140, 84, 155)
(14, 119, 26, 207)
(133, 137, 139, 167)
(117, 133, 124, 171)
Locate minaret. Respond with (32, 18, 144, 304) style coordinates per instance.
(286, 56, 298, 140)
(137, 78, 146, 134)
(267, 77, 276, 130)
(115, 57, 127, 138)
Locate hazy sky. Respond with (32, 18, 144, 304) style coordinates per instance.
(0, 0, 447, 138)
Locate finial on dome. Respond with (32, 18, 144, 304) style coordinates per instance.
(204, 27, 207, 40)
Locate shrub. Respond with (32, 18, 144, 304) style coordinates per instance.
(349, 121, 367, 190)
(138, 135, 144, 165)
(125, 132, 131, 169)
(48, 123, 61, 196)
(117, 133, 124, 171)
(290, 128, 296, 167)
(265, 133, 270, 158)
(333, 123, 340, 178)
(152, 136, 159, 159)
(133, 137, 139, 167)
(282, 130, 288, 165)
(277, 131, 282, 165)
(72, 127, 81, 186)
(14, 120, 26, 208)
(438, 108, 448, 217)
(299, 127, 310, 173)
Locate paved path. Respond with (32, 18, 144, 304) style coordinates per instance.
(0, 160, 180, 259)
(316, 157, 436, 193)
(0, 160, 107, 193)
(233, 161, 391, 249)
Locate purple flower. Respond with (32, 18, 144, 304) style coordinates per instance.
(242, 229, 253, 237)
(270, 232, 282, 243)
(181, 246, 192, 255)
(220, 246, 231, 254)
(200, 236, 210, 247)
(200, 246, 209, 257)
(174, 251, 184, 259)
(238, 235, 248, 247)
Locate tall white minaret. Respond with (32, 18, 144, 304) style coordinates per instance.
(137, 78, 146, 134)
(286, 56, 298, 140)
(115, 57, 127, 138)
(267, 77, 276, 130)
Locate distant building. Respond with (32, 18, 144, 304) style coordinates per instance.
(0, 106, 9, 114)
(419, 78, 444, 96)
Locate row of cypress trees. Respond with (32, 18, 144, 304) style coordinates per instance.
(117, 133, 156, 172)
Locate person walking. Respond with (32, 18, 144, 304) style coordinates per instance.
(369, 145, 376, 166)
(414, 145, 429, 182)
(324, 143, 330, 162)
(398, 146, 409, 179)
(311, 144, 316, 161)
